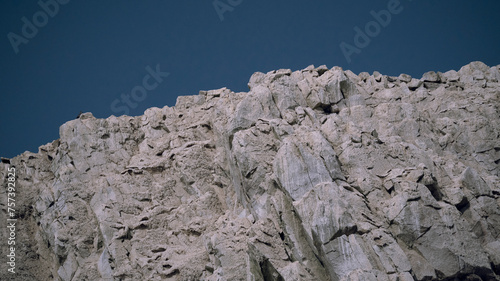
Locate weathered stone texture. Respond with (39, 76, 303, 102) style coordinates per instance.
(1, 61, 499, 280)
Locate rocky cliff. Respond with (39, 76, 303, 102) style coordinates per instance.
(1, 61, 500, 281)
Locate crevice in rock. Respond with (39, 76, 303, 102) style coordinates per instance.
(162, 268, 179, 278)
(245, 166, 257, 179)
(201, 123, 212, 130)
(314, 103, 334, 115)
(407, 196, 421, 202)
(279, 231, 285, 241)
(491, 261, 500, 276)
(416, 226, 432, 240)
(256, 238, 273, 247)
(456, 197, 471, 214)
(327, 225, 358, 244)
(151, 247, 166, 253)
(228, 134, 234, 151)
(317, 68, 328, 76)
(205, 264, 214, 273)
(311, 229, 334, 277)
(135, 223, 148, 230)
(118, 228, 133, 241)
(58, 255, 66, 267)
(441, 267, 496, 281)
(259, 258, 285, 281)
(425, 182, 443, 201)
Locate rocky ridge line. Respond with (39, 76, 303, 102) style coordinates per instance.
(1, 61, 500, 280)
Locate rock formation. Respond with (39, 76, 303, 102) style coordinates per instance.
(1, 61, 500, 280)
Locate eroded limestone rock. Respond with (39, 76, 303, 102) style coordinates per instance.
(1, 61, 499, 281)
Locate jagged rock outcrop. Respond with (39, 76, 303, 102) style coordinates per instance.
(1, 61, 500, 281)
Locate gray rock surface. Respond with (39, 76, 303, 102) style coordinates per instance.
(1, 61, 500, 281)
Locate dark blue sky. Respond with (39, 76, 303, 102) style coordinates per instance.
(1, 0, 499, 158)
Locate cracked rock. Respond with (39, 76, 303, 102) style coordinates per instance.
(1, 61, 500, 281)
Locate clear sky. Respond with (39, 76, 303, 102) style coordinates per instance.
(1, 0, 499, 158)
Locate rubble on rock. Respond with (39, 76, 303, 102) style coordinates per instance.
(1, 61, 500, 280)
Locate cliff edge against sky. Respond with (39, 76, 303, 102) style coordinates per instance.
(1, 61, 500, 280)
